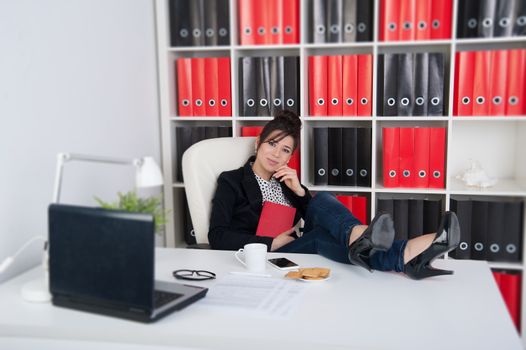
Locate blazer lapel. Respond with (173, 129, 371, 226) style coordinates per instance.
(241, 157, 263, 213)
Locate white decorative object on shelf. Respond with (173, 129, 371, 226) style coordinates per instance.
(455, 160, 497, 188)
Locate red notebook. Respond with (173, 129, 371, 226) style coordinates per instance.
(256, 201, 296, 238)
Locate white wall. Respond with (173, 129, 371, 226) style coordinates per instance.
(0, 0, 161, 283)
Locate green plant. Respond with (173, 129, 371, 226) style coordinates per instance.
(94, 191, 168, 234)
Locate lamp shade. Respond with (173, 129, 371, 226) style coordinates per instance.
(135, 157, 164, 188)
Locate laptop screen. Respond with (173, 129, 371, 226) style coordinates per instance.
(48, 204, 155, 311)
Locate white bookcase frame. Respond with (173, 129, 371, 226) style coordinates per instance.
(155, 0, 526, 339)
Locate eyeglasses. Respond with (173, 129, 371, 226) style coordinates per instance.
(172, 269, 216, 281)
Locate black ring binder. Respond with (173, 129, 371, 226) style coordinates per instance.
(500, 18, 511, 28)
(507, 244, 517, 253)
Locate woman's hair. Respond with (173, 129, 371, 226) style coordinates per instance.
(257, 110, 301, 151)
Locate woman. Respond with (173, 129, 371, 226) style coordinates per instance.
(208, 110, 460, 279)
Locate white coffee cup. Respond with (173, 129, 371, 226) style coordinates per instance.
(234, 243, 267, 273)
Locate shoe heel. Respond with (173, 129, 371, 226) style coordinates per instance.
(406, 264, 454, 280)
(348, 254, 373, 273)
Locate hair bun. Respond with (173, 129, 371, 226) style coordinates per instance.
(257, 109, 301, 151)
(275, 109, 301, 129)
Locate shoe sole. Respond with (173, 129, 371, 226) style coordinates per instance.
(426, 212, 462, 264)
(448, 212, 461, 248)
(371, 214, 395, 252)
(435, 212, 461, 258)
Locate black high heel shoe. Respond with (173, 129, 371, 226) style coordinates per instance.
(405, 211, 461, 280)
(348, 213, 395, 272)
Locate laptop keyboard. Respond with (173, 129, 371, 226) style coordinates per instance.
(154, 290, 182, 308)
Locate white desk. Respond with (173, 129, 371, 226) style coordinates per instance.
(0, 248, 521, 350)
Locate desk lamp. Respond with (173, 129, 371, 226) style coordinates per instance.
(0, 152, 164, 303)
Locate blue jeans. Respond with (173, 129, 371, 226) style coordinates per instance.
(276, 192, 407, 272)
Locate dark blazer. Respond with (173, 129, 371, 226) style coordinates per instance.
(208, 156, 312, 251)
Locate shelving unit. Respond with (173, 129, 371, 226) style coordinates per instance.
(155, 0, 526, 339)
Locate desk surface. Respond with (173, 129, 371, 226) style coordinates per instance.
(0, 248, 521, 350)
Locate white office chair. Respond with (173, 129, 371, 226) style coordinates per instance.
(182, 137, 256, 245)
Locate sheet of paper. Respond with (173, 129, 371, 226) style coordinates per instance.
(196, 275, 307, 319)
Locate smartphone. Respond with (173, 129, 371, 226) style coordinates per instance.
(268, 257, 299, 270)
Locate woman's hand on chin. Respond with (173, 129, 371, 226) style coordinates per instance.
(273, 165, 305, 197)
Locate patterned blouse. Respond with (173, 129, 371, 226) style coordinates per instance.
(253, 171, 293, 207)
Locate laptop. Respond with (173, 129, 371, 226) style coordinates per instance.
(48, 203, 208, 323)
